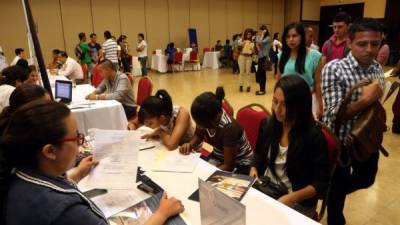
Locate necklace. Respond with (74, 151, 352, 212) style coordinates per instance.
(206, 129, 216, 137)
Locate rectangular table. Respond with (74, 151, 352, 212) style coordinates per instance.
(202, 51, 221, 69)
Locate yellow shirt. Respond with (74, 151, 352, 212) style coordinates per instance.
(241, 40, 254, 55)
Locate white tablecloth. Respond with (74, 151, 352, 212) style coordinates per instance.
(151, 54, 168, 73)
(131, 56, 142, 77)
(138, 148, 321, 225)
(202, 51, 221, 69)
(52, 84, 128, 135)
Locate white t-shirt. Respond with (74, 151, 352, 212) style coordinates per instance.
(10, 56, 21, 66)
(0, 84, 15, 113)
(137, 40, 148, 58)
(58, 57, 83, 80)
(264, 144, 292, 192)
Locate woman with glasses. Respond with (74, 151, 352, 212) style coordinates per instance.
(0, 100, 184, 225)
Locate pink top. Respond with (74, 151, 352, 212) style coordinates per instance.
(376, 44, 389, 66)
(322, 35, 349, 62)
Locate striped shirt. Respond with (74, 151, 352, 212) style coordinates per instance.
(195, 110, 253, 166)
(102, 39, 119, 63)
(322, 52, 384, 141)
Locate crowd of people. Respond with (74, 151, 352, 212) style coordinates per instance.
(0, 10, 399, 225)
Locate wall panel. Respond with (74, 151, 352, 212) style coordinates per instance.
(168, 0, 190, 49)
(243, 0, 258, 29)
(145, 0, 169, 56)
(227, 0, 243, 39)
(120, 0, 146, 55)
(209, 0, 227, 45)
(189, 0, 210, 49)
(91, 0, 120, 39)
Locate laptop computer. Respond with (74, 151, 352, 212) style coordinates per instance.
(55, 80, 72, 104)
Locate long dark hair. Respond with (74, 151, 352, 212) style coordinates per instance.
(0, 66, 29, 86)
(265, 76, 314, 177)
(191, 89, 223, 128)
(243, 28, 253, 41)
(273, 32, 279, 40)
(0, 84, 49, 133)
(279, 22, 307, 75)
(138, 89, 173, 124)
(0, 100, 70, 217)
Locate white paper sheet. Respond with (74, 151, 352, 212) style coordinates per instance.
(91, 189, 150, 218)
(86, 129, 145, 189)
(151, 149, 198, 173)
(384, 68, 394, 78)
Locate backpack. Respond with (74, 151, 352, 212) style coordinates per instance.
(74, 44, 83, 60)
(326, 39, 350, 59)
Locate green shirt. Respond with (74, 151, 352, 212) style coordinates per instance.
(278, 49, 322, 89)
(80, 43, 92, 65)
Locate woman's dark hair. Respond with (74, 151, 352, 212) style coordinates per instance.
(215, 86, 225, 102)
(279, 22, 307, 75)
(0, 100, 70, 215)
(0, 66, 29, 86)
(138, 89, 173, 124)
(273, 32, 279, 40)
(260, 25, 270, 39)
(265, 76, 314, 177)
(191, 91, 222, 128)
(0, 84, 48, 133)
(16, 59, 29, 70)
(243, 29, 253, 41)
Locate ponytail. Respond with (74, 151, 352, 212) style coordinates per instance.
(215, 86, 225, 103)
(138, 89, 174, 124)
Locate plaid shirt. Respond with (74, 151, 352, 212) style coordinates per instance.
(322, 52, 384, 141)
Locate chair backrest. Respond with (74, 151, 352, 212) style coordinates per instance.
(91, 64, 103, 87)
(189, 51, 198, 61)
(317, 122, 341, 174)
(236, 104, 270, 151)
(137, 77, 153, 106)
(222, 99, 234, 117)
(173, 52, 183, 63)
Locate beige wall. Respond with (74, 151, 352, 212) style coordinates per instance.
(0, 0, 285, 64)
(320, 0, 386, 18)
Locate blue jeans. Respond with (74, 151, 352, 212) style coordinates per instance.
(139, 56, 148, 76)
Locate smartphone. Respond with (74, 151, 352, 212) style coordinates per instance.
(83, 188, 108, 198)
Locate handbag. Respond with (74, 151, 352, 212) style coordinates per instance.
(263, 57, 273, 71)
(335, 80, 389, 164)
(253, 175, 288, 200)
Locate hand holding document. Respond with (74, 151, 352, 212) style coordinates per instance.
(86, 129, 145, 189)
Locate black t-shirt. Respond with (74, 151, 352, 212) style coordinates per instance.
(195, 111, 253, 166)
(89, 43, 102, 61)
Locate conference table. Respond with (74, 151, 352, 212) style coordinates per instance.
(80, 134, 321, 225)
(202, 51, 221, 69)
(151, 54, 168, 73)
(51, 84, 128, 135)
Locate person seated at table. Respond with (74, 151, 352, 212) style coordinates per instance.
(47, 49, 61, 69)
(86, 59, 137, 119)
(55, 51, 84, 83)
(165, 42, 177, 73)
(10, 48, 25, 66)
(0, 65, 29, 113)
(249, 76, 330, 218)
(0, 84, 51, 133)
(139, 89, 194, 150)
(16, 58, 29, 70)
(214, 40, 223, 52)
(0, 100, 184, 225)
(24, 65, 39, 85)
(180, 88, 253, 174)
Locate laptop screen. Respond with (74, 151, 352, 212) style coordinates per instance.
(55, 80, 72, 101)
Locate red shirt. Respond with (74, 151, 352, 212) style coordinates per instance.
(322, 35, 349, 62)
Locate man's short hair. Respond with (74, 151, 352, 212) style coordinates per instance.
(15, 48, 24, 56)
(348, 18, 383, 40)
(90, 33, 97, 38)
(104, 31, 112, 39)
(52, 49, 60, 55)
(333, 11, 352, 24)
(78, 32, 86, 41)
(58, 51, 68, 58)
(138, 33, 144, 39)
(98, 59, 117, 72)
